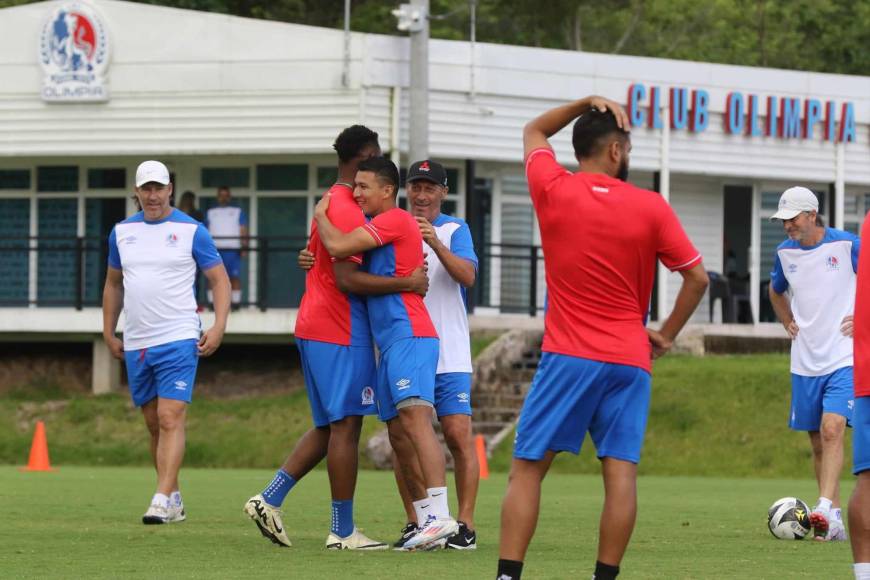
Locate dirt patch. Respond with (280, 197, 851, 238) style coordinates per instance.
(0, 342, 305, 399)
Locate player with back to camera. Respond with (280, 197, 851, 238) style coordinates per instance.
(243, 126, 428, 550)
(849, 214, 870, 579)
(314, 156, 460, 550)
(768, 186, 859, 541)
(102, 160, 231, 525)
(495, 96, 709, 580)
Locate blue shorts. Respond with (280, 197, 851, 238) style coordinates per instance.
(514, 353, 651, 463)
(434, 372, 472, 418)
(218, 250, 241, 278)
(375, 337, 439, 422)
(854, 397, 870, 475)
(297, 339, 377, 427)
(124, 339, 199, 407)
(789, 367, 853, 431)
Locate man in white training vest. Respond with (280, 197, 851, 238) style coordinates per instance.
(205, 186, 248, 309)
(769, 185, 859, 542)
(103, 160, 231, 524)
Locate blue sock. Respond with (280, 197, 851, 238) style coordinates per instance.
(331, 500, 354, 538)
(261, 470, 296, 507)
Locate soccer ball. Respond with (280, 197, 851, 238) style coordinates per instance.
(767, 497, 811, 540)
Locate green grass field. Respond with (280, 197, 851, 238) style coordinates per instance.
(3, 466, 854, 579)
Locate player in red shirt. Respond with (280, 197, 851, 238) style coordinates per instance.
(495, 97, 709, 580)
(849, 217, 870, 578)
(244, 126, 427, 550)
(315, 157, 460, 550)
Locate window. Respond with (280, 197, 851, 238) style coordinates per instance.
(37, 166, 78, 192)
(201, 167, 250, 189)
(0, 199, 30, 304)
(317, 167, 338, 189)
(87, 168, 126, 189)
(257, 164, 307, 191)
(37, 199, 78, 305)
(0, 169, 31, 190)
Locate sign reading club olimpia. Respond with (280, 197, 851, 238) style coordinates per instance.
(38, 3, 110, 103)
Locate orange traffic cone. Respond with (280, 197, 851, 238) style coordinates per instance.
(21, 420, 55, 472)
(475, 434, 489, 480)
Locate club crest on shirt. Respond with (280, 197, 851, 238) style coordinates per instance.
(361, 386, 374, 406)
(165, 233, 179, 247)
(826, 255, 840, 271)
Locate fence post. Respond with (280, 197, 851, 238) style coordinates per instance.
(258, 237, 268, 312)
(75, 237, 84, 311)
(529, 245, 538, 317)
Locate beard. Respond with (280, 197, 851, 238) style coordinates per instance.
(616, 158, 630, 182)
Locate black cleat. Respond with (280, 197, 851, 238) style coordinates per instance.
(393, 522, 419, 550)
(445, 521, 477, 550)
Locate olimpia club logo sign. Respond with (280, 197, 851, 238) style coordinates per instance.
(38, 3, 110, 102)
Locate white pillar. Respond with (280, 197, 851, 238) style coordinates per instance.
(92, 336, 121, 395)
(408, 0, 430, 163)
(749, 184, 761, 325)
(656, 108, 671, 322)
(835, 143, 845, 229)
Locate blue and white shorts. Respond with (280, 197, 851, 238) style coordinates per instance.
(514, 353, 651, 464)
(218, 249, 241, 278)
(434, 372, 472, 418)
(375, 337, 439, 422)
(297, 339, 377, 428)
(853, 397, 870, 475)
(789, 367, 853, 431)
(125, 339, 199, 407)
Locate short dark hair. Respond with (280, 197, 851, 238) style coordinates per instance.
(572, 109, 629, 159)
(334, 125, 380, 163)
(357, 157, 399, 196)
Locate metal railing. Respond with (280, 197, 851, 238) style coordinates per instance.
(0, 235, 547, 315)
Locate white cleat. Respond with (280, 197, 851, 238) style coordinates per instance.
(168, 503, 186, 523)
(401, 515, 459, 551)
(244, 494, 292, 547)
(325, 528, 389, 550)
(142, 502, 170, 525)
(827, 521, 848, 542)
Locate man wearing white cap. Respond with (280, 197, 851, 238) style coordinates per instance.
(102, 160, 231, 525)
(769, 185, 860, 542)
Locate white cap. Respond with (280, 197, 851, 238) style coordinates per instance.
(770, 186, 819, 221)
(135, 160, 171, 187)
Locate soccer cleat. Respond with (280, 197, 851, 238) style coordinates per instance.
(244, 494, 292, 547)
(827, 520, 848, 542)
(325, 528, 389, 550)
(445, 521, 477, 550)
(401, 515, 459, 551)
(809, 509, 830, 541)
(393, 522, 419, 550)
(142, 502, 170, 525)
(167, 503, 186, 523)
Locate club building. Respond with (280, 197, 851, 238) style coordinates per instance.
(1, 0, 869, 370)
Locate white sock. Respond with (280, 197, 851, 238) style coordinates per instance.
(854, 563, 870, 580)
(817, 497, 833, 513)
(170, 491, 182, 507)
(152, 493, 170, 508)
(412, 498, 432, 524)
(833, 508, 843, 522)
(232, 290, 241, 304)
(427, 487, 450, 520)
(207, 290, 214, 304)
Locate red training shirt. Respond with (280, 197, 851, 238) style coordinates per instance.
(526, 148, 701, 373)
(854, 217, 870, 397)
(294, 184, 371, 346)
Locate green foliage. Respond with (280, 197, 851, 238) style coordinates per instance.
(3, 0, 867, 74)
(490, 354, 853, 479)
(3, 466, 853, 578)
